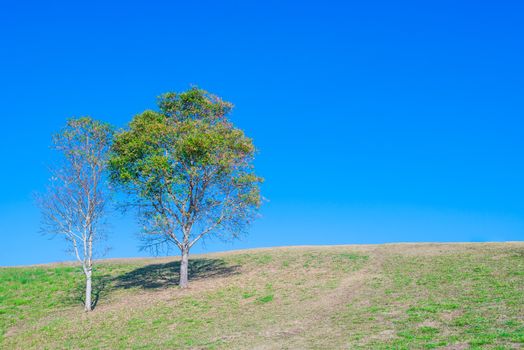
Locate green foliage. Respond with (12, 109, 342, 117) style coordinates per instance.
(158, 87, 233, 124)
(53, 116, 113, 164)
(109, 88, 262, 250)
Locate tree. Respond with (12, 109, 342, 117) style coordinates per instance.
(109, 88, 262, 288)
(37, 117, 113, 311)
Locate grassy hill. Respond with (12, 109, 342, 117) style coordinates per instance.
(1, 243, 523, 349)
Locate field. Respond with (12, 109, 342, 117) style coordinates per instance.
(0, 243, 523, 349)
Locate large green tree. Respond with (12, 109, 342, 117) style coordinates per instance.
(109, 88, 262, 287)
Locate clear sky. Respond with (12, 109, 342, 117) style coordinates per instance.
(1, 0, 523, 266)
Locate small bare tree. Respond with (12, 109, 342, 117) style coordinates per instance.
(37, 117, 113, 312)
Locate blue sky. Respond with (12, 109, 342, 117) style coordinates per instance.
(1, 0, 523, 266)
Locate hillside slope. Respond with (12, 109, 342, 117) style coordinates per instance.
(1, 243, 523, 349)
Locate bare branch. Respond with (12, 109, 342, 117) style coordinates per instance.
(37, 117, 113, 311)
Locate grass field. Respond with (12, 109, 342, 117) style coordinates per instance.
(0, 242, 523, 349)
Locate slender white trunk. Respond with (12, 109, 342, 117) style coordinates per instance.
(85, 268, 92, 312)
(179, 248, 189, 288)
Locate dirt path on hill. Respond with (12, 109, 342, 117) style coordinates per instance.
(250, 245, 389, 349)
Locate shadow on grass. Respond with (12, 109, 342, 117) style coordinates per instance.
(113, 258, 239, 289)
(75, 273, 113, 311)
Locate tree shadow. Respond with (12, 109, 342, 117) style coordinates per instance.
(113, 258, 239, 289)
(92, 273, 113, 309)
(75, 273, 113, 311)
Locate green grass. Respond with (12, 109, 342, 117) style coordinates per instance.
(0, 243, 523, 349)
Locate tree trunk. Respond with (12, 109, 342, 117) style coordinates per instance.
(179, 248, 189, 288)
(85, 269, 92, 312)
